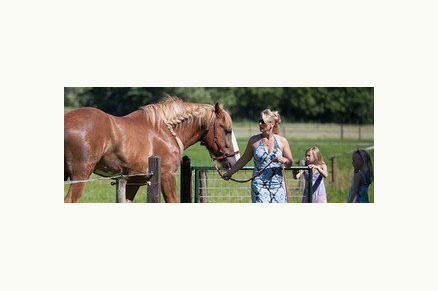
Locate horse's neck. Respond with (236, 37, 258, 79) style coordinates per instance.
(173, 122, 207, 149)
(172, 107, 213, 149)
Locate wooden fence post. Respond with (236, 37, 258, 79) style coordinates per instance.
(331, 156, 337, 183)
(116, 177, 127, 203)
(340, 124, 344, 140)
(180, 156, 192, 203)
(200, 170, 208, 203)
(147, 156, 161, 203)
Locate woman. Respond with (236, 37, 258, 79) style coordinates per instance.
(223, 109, 294, 203)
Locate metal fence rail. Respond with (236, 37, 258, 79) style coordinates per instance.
(191, 166, 313, 203)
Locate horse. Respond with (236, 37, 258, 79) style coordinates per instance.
(64, 96, 240, 203)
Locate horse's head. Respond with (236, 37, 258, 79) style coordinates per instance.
(201, 103, 240, 169)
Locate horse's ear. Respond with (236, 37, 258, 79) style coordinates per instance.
(215, 103, 224, 117)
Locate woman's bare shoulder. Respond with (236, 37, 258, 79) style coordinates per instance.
(275, 134, 289, 144)
(249, 134, 261, 143)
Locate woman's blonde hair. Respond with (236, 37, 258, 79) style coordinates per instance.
(261, 109, 281, 134)
(306, 147, 325, 165)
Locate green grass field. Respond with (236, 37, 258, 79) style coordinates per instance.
(64, 138, 374, 203)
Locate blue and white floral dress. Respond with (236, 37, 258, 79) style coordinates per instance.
(251, 137, 287, 203)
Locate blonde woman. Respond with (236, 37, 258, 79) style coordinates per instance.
(296, 147, 328, 203)
(223, 109, 293, 203)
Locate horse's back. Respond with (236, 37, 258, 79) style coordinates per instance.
(65, 107, 111, 131)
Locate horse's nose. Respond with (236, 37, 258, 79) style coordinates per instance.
(221, 160, 232, 170)
(225, 156, 237, 169)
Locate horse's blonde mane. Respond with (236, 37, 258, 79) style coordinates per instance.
(139, 96, 218, 129)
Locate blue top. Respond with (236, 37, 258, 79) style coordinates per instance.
(348, 170, 369, 203)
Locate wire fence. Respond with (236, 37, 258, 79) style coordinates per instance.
(64, 156, 160, 203)
(63, 146, 374, 203)
(64, 173, 154, 185)
(187, 145, 374, 203)
(192, 168, 307, 203)
(233, 123, 373, 139)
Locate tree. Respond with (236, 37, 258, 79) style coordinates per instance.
(64, 87, 374, 124)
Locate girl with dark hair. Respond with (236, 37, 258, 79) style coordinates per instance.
(348, 150, 374, 203)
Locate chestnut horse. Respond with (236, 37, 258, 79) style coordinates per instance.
(64, 97, 240, 203)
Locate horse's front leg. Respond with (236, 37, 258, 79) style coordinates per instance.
(160, 172, 178, 203)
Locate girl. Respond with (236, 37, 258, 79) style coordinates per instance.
(296, 147, 328, 203)
(348, 150, 373, 203)
(222, 109, 293, 203)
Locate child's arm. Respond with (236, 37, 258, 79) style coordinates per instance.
(348, 173, 362, 203)
(316, 163, 329, 178)
(295, 170, 304, 179)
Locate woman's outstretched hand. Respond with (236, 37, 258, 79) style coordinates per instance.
(222, 171, 232, 180)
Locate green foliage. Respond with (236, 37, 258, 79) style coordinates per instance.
(64, 87, 374, 123)
(64, 87, 89, 107)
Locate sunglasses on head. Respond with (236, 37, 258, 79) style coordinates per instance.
(258, 118, 266, 124)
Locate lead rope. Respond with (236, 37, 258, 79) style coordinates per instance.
(213, 159, 275, 183)
(214, 159, 291, 202)
(281, 165, 291, 203)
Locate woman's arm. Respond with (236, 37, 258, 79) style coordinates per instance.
(222, 137, 255, 179)
(348, 173, 361, 203)
(275, 136, 293, 167)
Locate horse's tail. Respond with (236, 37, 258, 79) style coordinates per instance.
(64, 155, 70, 181)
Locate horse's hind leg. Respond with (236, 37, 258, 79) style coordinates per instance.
(64, 182, 87, 203)
(64, 167, 94, 203)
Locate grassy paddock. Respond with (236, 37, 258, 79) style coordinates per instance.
(233, 122, 373, 140)
(64, 138, 374, 203)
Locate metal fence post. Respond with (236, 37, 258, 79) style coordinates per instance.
(194, 169, 200, 203)
(147, 156, 161, 203)
(307, 166, 313, 203)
